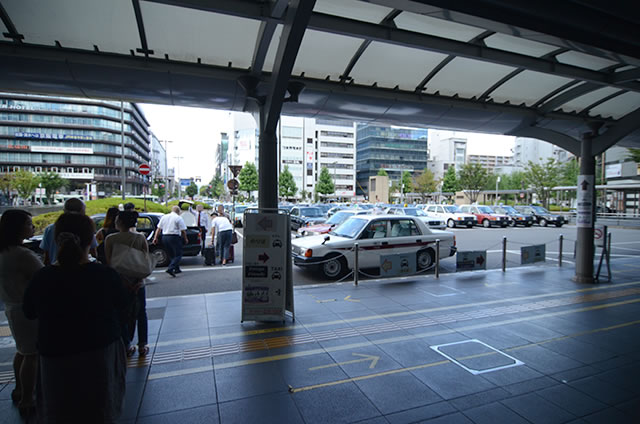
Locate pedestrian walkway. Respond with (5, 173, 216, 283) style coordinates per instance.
(1, 260, 639, 423)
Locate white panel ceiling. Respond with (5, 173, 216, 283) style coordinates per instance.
(589, 92, 640, 119)
(555, 87, 620, 114)
(425, 58, 516, 98)
(490, 71, 573, 106)
(292, 30, 363, 80)
(350, 41, 448, 90)
(141, 1, 260, 68)
(484, 34, 558, 58)
(394, 12, 486, 42)
(556, 51, 617, 71)
(4, 0, 139, 54)
(314, 0, 392, 24)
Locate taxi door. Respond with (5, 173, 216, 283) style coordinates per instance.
(357, 219, 390, 268)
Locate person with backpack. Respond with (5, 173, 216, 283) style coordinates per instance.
(104, 211, 150, 357)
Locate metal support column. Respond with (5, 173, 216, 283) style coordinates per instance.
(258, 128, 279, 209)
(575, 131, 596, 283)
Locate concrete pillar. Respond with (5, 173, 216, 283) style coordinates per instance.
(258, 128, 278, 210)
(575, 131, 596, 283)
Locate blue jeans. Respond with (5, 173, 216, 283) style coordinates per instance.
(163, 235, 183, 272)
(218, 230, 232, 264)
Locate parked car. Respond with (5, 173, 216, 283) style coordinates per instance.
(492, 205, 534, 227)
(92, 212, 202, 267)
(423, 204, 477, 228)
(514, 205, 565, 227)
(290, 206, 326, 231)
(233, 205, 249, 227)
(327, 206, 345, 217)
(292, 215, 456, 279)
(297, 209, 370, 236)
(385, 207, 447, 229)
(459, 205, 509, 228)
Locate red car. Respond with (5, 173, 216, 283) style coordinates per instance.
(459, 205, 509, 228)
(297, 210, 369, 236)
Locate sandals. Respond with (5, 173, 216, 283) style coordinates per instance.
(138, 345, 150, 357)
(126, 346, 136, 358)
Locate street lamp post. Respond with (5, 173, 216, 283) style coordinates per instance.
(495, 176, 501, 204)
(174, 156, 183, 199)
(161, 140, 173, 205)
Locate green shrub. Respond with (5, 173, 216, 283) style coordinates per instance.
(167, 200, 212, 211)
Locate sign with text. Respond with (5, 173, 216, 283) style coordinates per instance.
(242, 212, 288, 322)
(521, 244, 546, 264)
(594, 225, 607, 248)
(576, 174, 594, 228)
(456, 251, 487, 271)
(380, 253, 416, 277)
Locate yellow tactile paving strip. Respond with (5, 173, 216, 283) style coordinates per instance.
(142, 287, 640, 368)
(0, 326, 11, 337)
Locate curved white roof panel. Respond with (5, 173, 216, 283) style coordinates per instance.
(0, 0, 638, 151)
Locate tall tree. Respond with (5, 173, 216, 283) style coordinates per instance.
(401, 171, 413, 194)
(413, 168, 437, 201)
(560, 159, 579, 186)
(238, 162, 258, 200)
(316, 167, 335, 197)
(209, 175, 225, 199)
(628, 148, 640, 163)
(185, 182, 198, 198)
(377, 168, 388, 177)
(13, 170, 40, 201)
(441, 166, 458, 193)
(0, 173, 15, 198)
(458, 163, 489, 203)
(152, 178, 166, 199)
(279, 166, 298, 199)
(523, 158, 561, 208)
(37, 171, 67, 204)
(199, 185, 210, 197)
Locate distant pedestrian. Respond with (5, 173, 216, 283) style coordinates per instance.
(0, 210, 42, 418)
(189, 204, 211, 254)
(211, 205, 233, 265)
(40, 198, 97, 265)
(105, 211, 149, 357)
(152, 206, 188, 277)
(23, 213, 127, 423)
(123, 202, 135, 211)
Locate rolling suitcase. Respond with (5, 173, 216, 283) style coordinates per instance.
(227, 245, 235, 263)
(203, 246, 215, 266)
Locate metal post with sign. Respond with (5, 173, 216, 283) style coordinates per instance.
(595, 225, 611, 282)
(139, 163, 150, 211)
(241, 209, 293, 322)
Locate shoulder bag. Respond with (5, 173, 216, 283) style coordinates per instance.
(110, 235, 157, 279)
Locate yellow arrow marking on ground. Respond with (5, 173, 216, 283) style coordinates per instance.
(309, 353, 380, 371)
(316, 299, 336, 303)
(344, 295, 360, 302)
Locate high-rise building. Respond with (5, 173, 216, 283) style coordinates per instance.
(0, 92, 151, 197)
(513, 137, 572, 166)
(427, 135, 468, 181)
(356, 124, 429, 198)
(313, 118, 357, 200)
(278, 116, 305, 193)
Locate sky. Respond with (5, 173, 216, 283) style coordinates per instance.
(141, 104, 516, 183)
(140, 104, 232, 184)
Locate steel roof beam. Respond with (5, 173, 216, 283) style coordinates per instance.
(593, 107, 640, 156)
(538, 82, 600, 114)
(611, 68, 640, 84)
(0, 2, 23, 42)
(251, 0, 289, 76)
(509, 126, 580, 156)
(580, 90, 627, 117)
(132, 0, 153, 56)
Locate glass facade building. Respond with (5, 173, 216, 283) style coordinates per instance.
(356, 124, 429, 197)
(0, 93, 150, 197)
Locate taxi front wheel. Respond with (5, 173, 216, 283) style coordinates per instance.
(417, 249, 435, 270)
(321, 254, 347, 280)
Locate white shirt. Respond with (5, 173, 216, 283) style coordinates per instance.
(189, 207, 211, 231)
(212, 216, 233, 233)
(157, 212, 187, 235)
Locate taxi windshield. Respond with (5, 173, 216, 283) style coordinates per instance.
(331, 218, 367, 239)
(444, 206, 460, 213)
(403, 208, 426, 216)
(478, 206, 494, 213)
(326, 211, 353, 225)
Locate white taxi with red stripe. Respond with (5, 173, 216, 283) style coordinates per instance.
(292, 215, 456, 279)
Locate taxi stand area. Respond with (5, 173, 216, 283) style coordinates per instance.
(2, 255, 640, 423)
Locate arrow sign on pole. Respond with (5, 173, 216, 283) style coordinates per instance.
(258, 252, 270, 263)
(309, 353, 380, 371)
(580, 179, 590, 191)
(258, 217, 273, 231)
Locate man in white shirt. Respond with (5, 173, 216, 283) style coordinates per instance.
(211, 205, 233, 265)
(189, 204, 211, 255)
(152, 206, 188, 277)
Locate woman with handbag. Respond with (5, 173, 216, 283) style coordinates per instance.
(105, 211, 151, 357)
(23, 213, 127, 423)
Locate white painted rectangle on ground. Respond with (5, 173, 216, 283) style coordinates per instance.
(456, 250, 487, 271)
(521, 244, 546, 264)
(430, 339, 524, 375)
(380, 253, 416, 277)
(242, 212, 288, 322)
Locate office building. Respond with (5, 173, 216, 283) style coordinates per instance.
(356, 124, 429, 197)
(278, 116, 305, 194)
(513, 137, 573, 166)
(0, 92, 151, 197)
(312, 118, 357, 200)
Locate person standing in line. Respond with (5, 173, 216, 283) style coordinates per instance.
(105, 211, 149, 357)
(152, 205, 188, 277)
(23, 213, 127, 423)
(211, 205, 233, 266)
(40, 198, 97, 265)
(189, 204, 210, 254)
(0, 210, 43, 418)
(96, 207, 120, 264)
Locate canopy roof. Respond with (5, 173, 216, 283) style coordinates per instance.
(1, 0, 639, 153)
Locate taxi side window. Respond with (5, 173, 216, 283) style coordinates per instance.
(437, 206, 444, 213)
(291, 208, 299, 216)
(137, 217, 154, 231)
(390, 219, 420, 237)
(361, 220, 388, 239)
(427, 206, 435, 212)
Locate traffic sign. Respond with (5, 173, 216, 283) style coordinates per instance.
(138, 163, 150, 175)
(229, 165, 243, 177)
(227, 179, 239, 190)
(456, 251, 487, 271)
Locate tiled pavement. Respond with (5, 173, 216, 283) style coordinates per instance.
(1, 260, 640, 423)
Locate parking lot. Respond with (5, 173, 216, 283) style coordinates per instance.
(144, 224, 640, 298)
